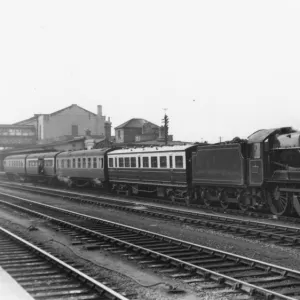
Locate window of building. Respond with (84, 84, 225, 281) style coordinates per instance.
(87, 158, 91, 168)
(109, 158, 114, 168)
(130, 157, 136, 168)
(72, 125, 78, 136)
(83, 158, 86, 168)
(151, 157, 158, 168)
(119, 157, 124, 167)
(169, 156, 173, 168)
(175, 156, 183, 168)
(125, 157, 130, 168)
(160, 156, 167, 168)
(118, 130, 121, 139)
(93, 157, 97, 168)
(142, 157, 149, 168)
(77, 158, 81, 168)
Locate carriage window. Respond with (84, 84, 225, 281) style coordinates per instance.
(253, 143, 261, 159)
(175, 156, 183, 168)
(169, 156, 173, 168)
(77, 158, 81, 168)
(160, 156, 167, 168)
(115, 157, 117, 167)
(45, 160, 53, 167)
(142, 157, 149, 168)
(119, 157, 124, 167)
(93, 157, 97, 168)
(131, 157, 136, 168)
(125, 157, 130, 168)
(83, 158, 86, 168)
(87, 158, 91, 168)
(61, 160, 65, 168)
(57, 160, 59, 168)
(72, 158, 76, 168)
(98, 158, 102, 168)
(109, 158, 114, 168)
(151, 157, 158, 168)
(67, 159, 71, 168)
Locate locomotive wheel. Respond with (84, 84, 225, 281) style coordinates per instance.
(218, 191, 229, 209)
(202, 190, 213, 208)
(268, 186, 291, 216)
(237, 192, 251, 212)
(292, 194, 300, 217)
(168, 192, 175, 203)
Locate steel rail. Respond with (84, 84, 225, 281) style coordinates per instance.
(3, 180, 300, 223)
(0, 225, 129, 300)
(1, 182, 300, 248)
(0, 192, 299, 299)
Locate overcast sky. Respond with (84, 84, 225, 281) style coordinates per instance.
(1, 1, 300, 143)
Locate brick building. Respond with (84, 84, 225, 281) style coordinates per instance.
(114, 118, 160, 144)
(14, 104, 112, 143)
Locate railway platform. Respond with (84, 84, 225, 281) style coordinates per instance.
(0, 267, 34, 300)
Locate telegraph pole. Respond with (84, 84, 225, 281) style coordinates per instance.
(162, 108, 169, 145)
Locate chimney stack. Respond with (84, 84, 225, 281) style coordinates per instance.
(97, 105, 102, 116)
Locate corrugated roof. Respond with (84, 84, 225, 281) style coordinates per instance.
(115, 118, 159, 129)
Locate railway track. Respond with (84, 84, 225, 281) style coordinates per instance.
(2, 180, 300, 225)
(0, 225, 130, 300)
(2, 182, 300, 250)
(0, 192, 300, 299)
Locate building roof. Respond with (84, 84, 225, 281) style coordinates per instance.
(14, 104, 96, 125)
(115, 118, 159, 130)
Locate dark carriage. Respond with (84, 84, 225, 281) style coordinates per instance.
(107, 145, 197, 203)
(26, 152, 61, 183)
(3, 154, 27, 181)
(56, 149, 111, 188)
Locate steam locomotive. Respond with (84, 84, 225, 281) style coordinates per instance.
(3, 126, 300, 217)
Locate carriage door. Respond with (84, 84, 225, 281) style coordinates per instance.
(249, 142, 263, 185)
(38, 158, 44, 174)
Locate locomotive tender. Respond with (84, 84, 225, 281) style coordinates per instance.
(3, 126, 300, 217)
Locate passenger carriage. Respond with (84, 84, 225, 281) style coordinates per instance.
(25, 152, 61, 184)
(3, 154, 27, 181)
(107, 145, 197, 203)
(56, 149, 111, 188)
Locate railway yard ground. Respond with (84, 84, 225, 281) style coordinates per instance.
(1, 182, 300, 299)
